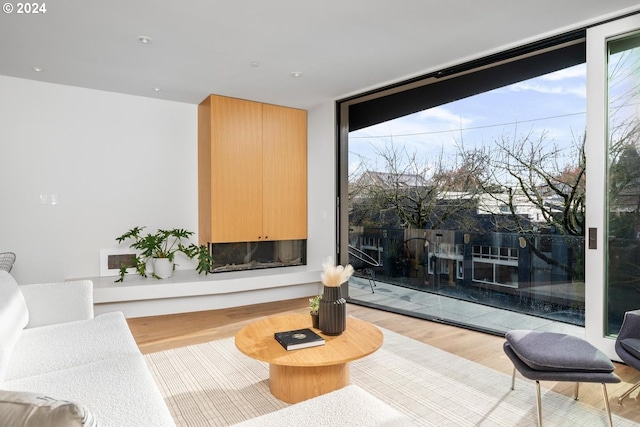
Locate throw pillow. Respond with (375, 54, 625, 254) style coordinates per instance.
(0, 390, 97, 427)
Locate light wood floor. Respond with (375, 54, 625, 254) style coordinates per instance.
(127, 297, 640, 423)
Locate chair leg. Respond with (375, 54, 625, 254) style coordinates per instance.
(574, 382, 580, 400)
(602, 383, 613, 427)
(509, 366, 542, 426)
(364, 268, 375, 293)
(535, 380, 543, 427)
(617, 379, 640, 406)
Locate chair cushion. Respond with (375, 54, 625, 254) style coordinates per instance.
(0, 390, 97, 427)
(0, 271, 29, 381)
(621, 338, 640, 360)
(505, 330, 614, 373)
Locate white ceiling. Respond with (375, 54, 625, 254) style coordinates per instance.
(1, 0, 639, 109)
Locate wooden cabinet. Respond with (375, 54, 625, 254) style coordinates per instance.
(198, 94, 307, 244)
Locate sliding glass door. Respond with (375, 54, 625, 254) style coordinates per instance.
(339, 33, 591, 335)
(586, 14, 640, 360)
(344, 56, 588, 332)
(338, 13, 640, 350)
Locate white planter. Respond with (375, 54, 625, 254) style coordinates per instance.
(153, 258, 174, 279)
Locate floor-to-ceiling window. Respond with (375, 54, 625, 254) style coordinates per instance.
(339, 14, 640, 352)
(338, 34, 588, 334)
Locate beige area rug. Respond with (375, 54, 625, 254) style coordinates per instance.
(145, 327, 640, 427)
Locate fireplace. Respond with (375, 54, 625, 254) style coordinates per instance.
(209, 239, 306, 273)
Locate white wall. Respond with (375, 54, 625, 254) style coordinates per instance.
(0, 75, 336, 285)
(306, 101, 337, 269)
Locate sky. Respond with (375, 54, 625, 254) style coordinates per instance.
(348, 63, 588, 180)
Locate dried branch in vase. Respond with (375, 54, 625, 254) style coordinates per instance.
(320, 256, 354, 287)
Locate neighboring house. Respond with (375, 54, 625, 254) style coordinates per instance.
(475, 191, 553, 224)
(350, 171, 430, 199)
(352, 170, 557, 227)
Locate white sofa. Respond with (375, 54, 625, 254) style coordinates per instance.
(231, 384, 415, 427)
(0, 270, 175, 426)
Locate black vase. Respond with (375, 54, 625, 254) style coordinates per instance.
(319, 285, 347, 335)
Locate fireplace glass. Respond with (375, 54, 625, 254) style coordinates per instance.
(209, 239, 306, 273)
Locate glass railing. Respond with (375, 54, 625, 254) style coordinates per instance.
(348, 227, 585, 326)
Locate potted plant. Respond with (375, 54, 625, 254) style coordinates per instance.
(309, 294, 322, 329)
(115, 226, 213, 282)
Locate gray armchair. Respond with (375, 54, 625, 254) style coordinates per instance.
(615, 309, 640, 405)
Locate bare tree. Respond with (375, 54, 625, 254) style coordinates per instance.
(487, 128, 584, 231)
(350, 141, 486, 231)
(475, 126, 585, 278)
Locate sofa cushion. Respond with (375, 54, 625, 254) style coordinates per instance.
(3, 354, 176, 427)
(0, 390, 97, 427)
(0, 271, 29, 381)
(20, 280, 94, 328)
(5, 312, 140, 381)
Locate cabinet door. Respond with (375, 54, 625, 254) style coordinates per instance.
(262, 104, 307, 240)
(210, 95, 263, 243)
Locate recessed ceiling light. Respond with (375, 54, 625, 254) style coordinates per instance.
(290, 71, 303, 78)
(138, 36, 153, 44)
(32, 66, 44, 72)
(250, 61, 260, 68)
(153, 87, 161, 92)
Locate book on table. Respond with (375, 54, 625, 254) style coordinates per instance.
(274, 328, 325, 350)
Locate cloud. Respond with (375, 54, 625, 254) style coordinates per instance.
(541, 66, 586, 81)
(508, 82, 585, 98)
(349, 105, 486, 164)
(506, 64, 586, 97)
(416, 106, 474, 128)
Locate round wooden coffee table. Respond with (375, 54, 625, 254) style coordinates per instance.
(235, 313, 383, 403)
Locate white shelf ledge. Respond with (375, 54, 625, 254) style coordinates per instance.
(80, 266, 322, 318)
